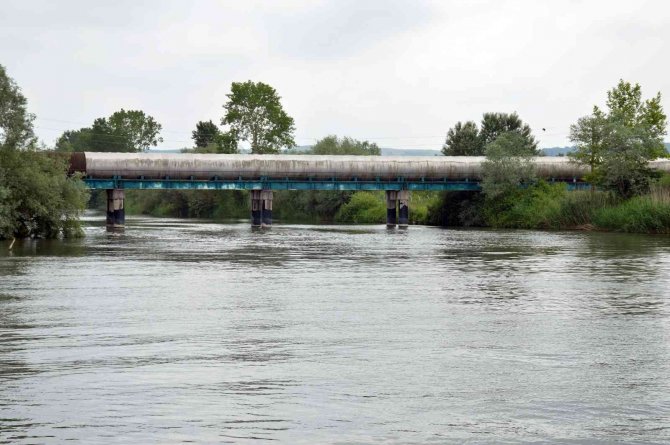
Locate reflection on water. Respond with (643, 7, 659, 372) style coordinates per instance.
(1, 213, 670, 443)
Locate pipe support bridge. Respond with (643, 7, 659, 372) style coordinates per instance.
(70, 152, 670, 229)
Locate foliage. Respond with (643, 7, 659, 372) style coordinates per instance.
(309, 135, 380, 155)
(335, 192, 386, 223)
(221, 81, 295, 154)
(481, 132, 537, 200)
(479, 112, 539, 152)
(91, 109, 163, 152)
(192, 120, 220, 148)
(598, 123, 661, 198)
(124, 190, 248, 219)
(442, 112, 538, 157)
(568, 110, 608, 178)
(215, 131, 239, 154)
(0, 149, 88, 238)
(426, 191, 485, 226)
(55, 128, 92, 152)
(0, 64, 88, 239)
(442, 121, 482, 156)
(406, 191, 440, 224)
(273, 190, 353, 222)
(593, 195, 670, 233)
(570, 80, 667, 198)
(0, 65, 35, 149)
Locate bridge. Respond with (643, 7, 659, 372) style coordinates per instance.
(69, 152, 670, 229)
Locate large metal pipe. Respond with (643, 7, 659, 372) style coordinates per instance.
(72, 152, 670, 181)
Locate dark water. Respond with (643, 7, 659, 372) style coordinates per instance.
(1, 213, 670, 444)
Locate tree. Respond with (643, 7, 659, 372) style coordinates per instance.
(599, 123, 660, 198)
(480, 132, 537, 199)
(309, 135, 380, 155)
(442, 113, 538, 157)
(0, 64, 88, 239)
(214, 131, 239, 154)
(568, 108, 608, 178)
(86, 109, 162, 152)
(221, 81, 295, 154)
(479, 112, 539, 152)
(570, 80, 667, 197)
(192, 120, 220, 148)
(54, 128, 92, 152)
(0, 65, 35, 149)
(442, 121, 483, 156)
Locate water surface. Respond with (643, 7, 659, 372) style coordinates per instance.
(1, 214, 670, 443)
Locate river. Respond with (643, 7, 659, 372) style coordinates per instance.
(1, 213, 670, 444)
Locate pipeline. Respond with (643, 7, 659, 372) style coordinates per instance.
(69, 152, 670, 181)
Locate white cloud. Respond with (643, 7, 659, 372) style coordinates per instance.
(2, 0, 669, 150)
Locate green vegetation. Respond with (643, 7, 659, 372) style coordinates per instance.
(0, 64, 88, 239)
(442, 112, 538, 156)
(55, 109, 162, 153)
(123, 190, 248, 220)
(309, 135, 380, 156)
(192, 120, 220, 149)
(569, 80, 667, 197)
(427, 80, 670, 234)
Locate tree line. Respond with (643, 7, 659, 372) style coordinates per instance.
(1, 58, 669, 239)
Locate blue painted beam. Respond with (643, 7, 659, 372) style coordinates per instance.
(83, 178, 484, 191)
(83, 178, 590, 192)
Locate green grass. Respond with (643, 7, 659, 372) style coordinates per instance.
(593, 195, 670, 233)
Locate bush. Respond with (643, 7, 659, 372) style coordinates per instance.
(593, 196, 670, 233)
(0, 149, 88, 239)
(335, 192, 386, 223)
(482, 182, 613, 230)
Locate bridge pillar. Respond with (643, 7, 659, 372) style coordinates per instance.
(106, 189, 125, 230)
(398, 190, 410, 228)
(261, 190, 273, 227)
(385, 190, 397, 227)
(250, 190, 262, 227)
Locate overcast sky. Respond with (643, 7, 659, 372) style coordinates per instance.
(2, 0, 669, 150)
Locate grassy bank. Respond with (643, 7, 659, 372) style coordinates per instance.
(465, 181, 670, 234)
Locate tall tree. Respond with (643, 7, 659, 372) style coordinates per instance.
(0, 64, 88, 239)
(481, 132, 537, 199)
(86, 109, 163, 152)
(192, 120, 220, 148)
(0, 65, 35, 149)
(570, 80, 667, 197)
(221, 81, 295, 154)
(479, 112, 538, 152)
(568, 108, 608, 178)
(442, 121, 482, 156)
(54, 128, 92, 152)
(310, 135, 380, 155)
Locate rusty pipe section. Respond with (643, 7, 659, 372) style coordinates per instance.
(70, 152, 670, 180)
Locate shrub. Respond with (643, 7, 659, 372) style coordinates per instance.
(335, 192, 386, 223)
(593, 196, 670, 233)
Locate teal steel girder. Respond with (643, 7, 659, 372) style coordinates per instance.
(83, 178, 483, 191)
(83, 178, 590, 191)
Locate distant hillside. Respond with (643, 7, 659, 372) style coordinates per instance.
(542, 146, 574, 156)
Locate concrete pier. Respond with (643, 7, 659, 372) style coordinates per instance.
(261, 190, 273, 227)
(398, 190, 410, 228)
(251, 190, 273, 227)
(386, 190, 398, 227)
(250, 190, 262, 227)
(106, 189, 125, 230)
